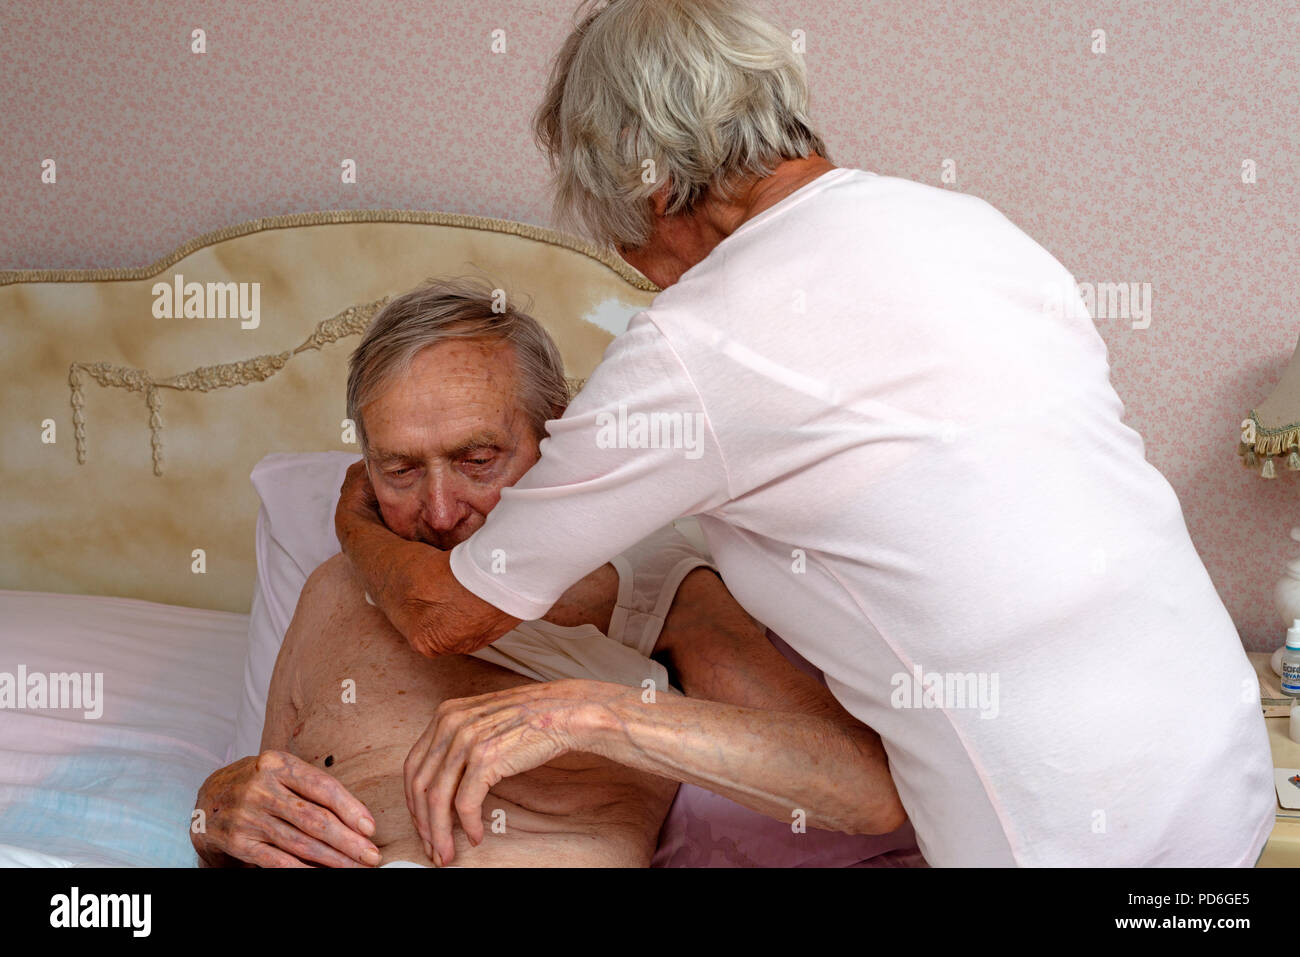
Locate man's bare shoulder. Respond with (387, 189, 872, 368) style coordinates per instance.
(299, 552, 367, 605)
(283, 553, 369, 655)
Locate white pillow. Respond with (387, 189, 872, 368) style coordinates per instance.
(228, 452, 361, 761)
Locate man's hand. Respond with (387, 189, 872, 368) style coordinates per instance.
(403, 679, 623, 866)
(192, 751, 382, 868)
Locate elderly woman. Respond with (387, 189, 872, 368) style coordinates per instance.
(337, 0, 1274, 867)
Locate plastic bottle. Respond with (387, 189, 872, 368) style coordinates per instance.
(1274, 527, 1300, 627)
(1282, 620, 1300, 697)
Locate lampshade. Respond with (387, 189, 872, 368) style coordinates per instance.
(1240, 333, 1300, 478)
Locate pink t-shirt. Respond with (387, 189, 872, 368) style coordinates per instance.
(451, 167, 1275, 866)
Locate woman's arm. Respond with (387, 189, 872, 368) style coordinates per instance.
(335, 461, 521, 657)
(405, 567, 906, 866)
(588, 566, 905, 836)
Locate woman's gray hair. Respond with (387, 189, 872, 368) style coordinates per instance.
(346, 278, 571, 455)
(533, 0, 831, 251)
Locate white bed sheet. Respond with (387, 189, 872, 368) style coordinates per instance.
(0, 587, 925, 868)
(0, 590, 247, 867)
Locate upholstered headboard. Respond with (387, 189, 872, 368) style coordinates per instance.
(0, 211, 657, 613)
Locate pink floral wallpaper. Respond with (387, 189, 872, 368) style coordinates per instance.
(2, 0, 1297, 651)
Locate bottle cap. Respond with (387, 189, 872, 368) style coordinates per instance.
(1288, 619, 1300, 650)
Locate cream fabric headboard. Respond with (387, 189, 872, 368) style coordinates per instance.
(0, 211, 657, 613)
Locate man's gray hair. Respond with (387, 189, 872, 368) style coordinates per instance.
(346, 278, 571, 456)
(533, 0, 831, 251)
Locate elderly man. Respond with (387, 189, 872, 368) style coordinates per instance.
(335, 0, 1275, 867)
(191, 279, 908, 867)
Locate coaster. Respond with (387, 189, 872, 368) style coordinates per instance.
(1275, 768, 1300, 810)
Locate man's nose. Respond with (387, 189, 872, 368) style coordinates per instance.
(423, 473, 464, 530)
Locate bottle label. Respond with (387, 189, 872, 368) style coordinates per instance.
(1283, 659, 1300, 695)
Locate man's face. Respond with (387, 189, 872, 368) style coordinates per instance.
(359, 339, 544, 550)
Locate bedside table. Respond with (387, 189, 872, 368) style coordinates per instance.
(1248, 652, 1300, 867)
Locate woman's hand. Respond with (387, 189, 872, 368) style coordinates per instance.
(334, 460, 383, 553)
(403, 679, 626, 866)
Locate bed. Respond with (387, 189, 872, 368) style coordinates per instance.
(0, 210, 924, 867)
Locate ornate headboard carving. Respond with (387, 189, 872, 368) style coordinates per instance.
(69, 296, 393, 476)
(1, 211, 657, 612)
